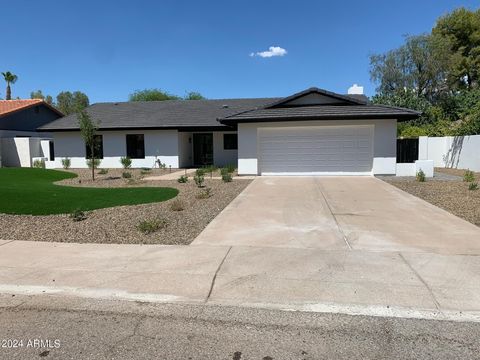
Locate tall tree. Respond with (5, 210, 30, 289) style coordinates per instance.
(2, 71, 18, 100)
(184, 91, 206, 100)
(432, 8, 480, 90)
(30, 90, 45, 100)
(129, 89, 180, 101)
(56, 91, 89, 115)
(370, 34, 450, 100)
(78, 110, 99, 181)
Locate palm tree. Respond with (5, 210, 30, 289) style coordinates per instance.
(2, 71, 18, 100)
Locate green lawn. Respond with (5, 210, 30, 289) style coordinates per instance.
(0, 168, 178, 215)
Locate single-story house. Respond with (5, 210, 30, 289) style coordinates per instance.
(38, 87, 420, 175)
(0, 99, 63, 167)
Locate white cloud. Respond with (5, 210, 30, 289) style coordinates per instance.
(250, 46, 287, 58)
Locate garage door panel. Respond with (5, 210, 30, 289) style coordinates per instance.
(259, 126, 374, 175)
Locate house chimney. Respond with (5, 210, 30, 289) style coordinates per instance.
(348, 84, 364, 95)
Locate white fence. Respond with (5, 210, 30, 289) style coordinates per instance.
(419, 135, 480, 172)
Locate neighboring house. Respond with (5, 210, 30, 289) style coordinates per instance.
(0, 100, 63, 167)
(38, 87, 420, 175)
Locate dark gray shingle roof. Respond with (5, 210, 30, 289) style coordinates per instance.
(39, 88, 420, 131)
(219, 104, 421, 123)
(38, 98, 279, 131)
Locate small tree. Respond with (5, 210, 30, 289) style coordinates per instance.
(78, 110, 99, 180)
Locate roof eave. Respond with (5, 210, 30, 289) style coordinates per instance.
(219, 113, 420, 125)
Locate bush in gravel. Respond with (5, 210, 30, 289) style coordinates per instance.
(33, 159, 45, 169)
(122, 171, 132, 179)
(170, 199, 184, 211)
(225, 164, 236, 173)
(416, 169, 426, 182)
(87, 158, 101, 169)
(69, 209, 87, 222)
(468, 182, 478, 191)
(120, 156, 132, 169)
(140, 168, 151, 175)
(177, 175, 188, 183)
(194, 173, 205, 187)
(220, 167, 229, 176)
(222, 173, 233, 183)
(196, 187, 212, 199)
(61, 157, 71, 169)
(195, 168, 206, 176)
(98, 168, 109, 175)
(137, 218, 167, 234)
(203, 165, 217, 173)
(464, 169, 475, 182)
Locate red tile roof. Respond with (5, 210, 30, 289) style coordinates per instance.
(0, 99, 63, 117)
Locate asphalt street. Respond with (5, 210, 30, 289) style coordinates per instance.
(0, 295, 478, 360)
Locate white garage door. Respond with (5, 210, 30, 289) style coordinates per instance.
(259, 125, 374, 175)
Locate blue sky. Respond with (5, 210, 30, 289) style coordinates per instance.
(2, 0, 478, 103)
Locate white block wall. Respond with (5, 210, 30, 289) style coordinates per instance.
(419, 135, 480, 171)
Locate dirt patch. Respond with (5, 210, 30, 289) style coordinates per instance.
(0, 169, 251, 245)
(435, 167, 479, 179)
(383, 170, 480, 226)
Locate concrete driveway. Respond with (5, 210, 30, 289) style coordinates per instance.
(192, 177, 480, 254)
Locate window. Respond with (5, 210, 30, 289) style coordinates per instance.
(85, 135, 103, 159)
(49, 141, 55, 161)
(223, 133, 238, 150)
(126, 134, 145, 159)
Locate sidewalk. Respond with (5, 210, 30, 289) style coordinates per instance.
(0, 240, 479, 322)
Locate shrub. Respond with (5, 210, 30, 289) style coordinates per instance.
(204, 165, 217, 173)
(416, 169, 426, 182)
(170, 199, 184, 211)
(469, 182, 478, 191)
(194, 173, 205, 187)
(140, 168, 151, 175)
(32, 159, 45, 169)
(225, 164, 236, 173)
(98, 168, 109, 175)
(156, 159, 167, 169)
(222, 173, 233, 183)
(220, 167, 229, 176)
(136, 218, 167, 234)
(86, 158, 101, 169)
(222, 173, 233, 182)
(196, 187, 212, 199)
(69, 209, 87, 222)
(61, 157, 71, 169)
(122, 171, 132, 179)
(177, 175, 188, 183)
(120, 156, 132, 169)
(464, 169, 475, 182)
(195, 168, 206, 176)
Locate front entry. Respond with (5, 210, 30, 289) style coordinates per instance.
(193, 133, 213, 166)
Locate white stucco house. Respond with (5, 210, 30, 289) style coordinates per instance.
(38, 87, 421, 175)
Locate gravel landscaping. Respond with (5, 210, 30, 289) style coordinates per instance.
(383, 168, 480, 226)
(0, 169, 251, 245)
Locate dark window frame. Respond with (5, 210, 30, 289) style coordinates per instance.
(126, 134, 145, 159)
(49, 141, 55, 161)
(85, 135, 104, 159)
(223, 133, 238, 150)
